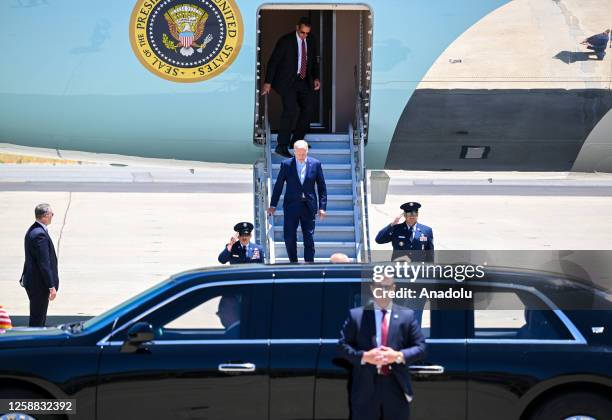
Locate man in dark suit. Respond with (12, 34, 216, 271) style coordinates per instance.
(267, 140, 327, 262)
(218, 222, 265, 264)
(339, 275, 426, 420)
(262, 17, 321, 158)
(20, 203, 59, 327)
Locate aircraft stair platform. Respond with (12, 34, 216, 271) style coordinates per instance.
(254, 96, 371, 263)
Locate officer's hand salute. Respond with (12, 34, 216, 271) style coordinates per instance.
(392, 212, 404, 226)
(227, 233, 239, 252)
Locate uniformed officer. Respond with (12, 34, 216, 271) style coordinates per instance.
(218, 222, 265, 264)
(375, 202, 434, 262)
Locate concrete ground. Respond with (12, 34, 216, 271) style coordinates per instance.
(2, 163, 612, 323)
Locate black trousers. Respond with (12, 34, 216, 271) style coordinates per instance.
(351, 375, 411, 420)
(26, 287, 49, 327)
(277, 77, 314, 147)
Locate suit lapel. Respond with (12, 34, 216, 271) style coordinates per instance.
(387, 304, 401, 347)
(305, 159, 312, 185)
(290, 32, 298, 71)
(362, 305, 377, 348)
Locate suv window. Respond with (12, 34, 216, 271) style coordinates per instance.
(472, 291, 573, 340)
(271, 282, 323, 339)
(322, 281, 440, 339)
(137, 283, 272, 340)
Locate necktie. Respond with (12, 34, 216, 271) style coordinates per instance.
(381, 309, 390, 375)
(299, 39, 307, 79)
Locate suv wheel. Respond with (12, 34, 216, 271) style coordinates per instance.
(530, 391, 612, 420)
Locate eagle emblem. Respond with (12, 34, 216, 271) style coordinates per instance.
(163, 4, 213, 57)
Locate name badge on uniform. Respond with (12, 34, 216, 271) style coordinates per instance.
(419, 235, 428, 242)
(398, 236, 406, 239)
(232, 254, 240, 258)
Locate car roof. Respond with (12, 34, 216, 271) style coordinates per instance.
(169, 263, 608, 294)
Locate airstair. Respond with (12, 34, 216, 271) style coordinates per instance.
(254, 95, 370, 263)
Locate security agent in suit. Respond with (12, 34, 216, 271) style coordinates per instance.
(339, 275, 426, 420)
(267, 140, 327, 262)
(218, 222, 264, 265)
(261, 17, 321, 158)
(375, 202, 434, 262)
(20, 203, 59, 327)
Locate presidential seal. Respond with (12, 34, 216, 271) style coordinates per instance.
(130, 0, 243, 82)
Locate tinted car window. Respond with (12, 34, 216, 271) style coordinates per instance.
(472, 291, 573, 340)
(322, 281, 436, 339)
(271, 282, 323, 339)
(138, 283, 272, 340)
(322, 282, 361, 339)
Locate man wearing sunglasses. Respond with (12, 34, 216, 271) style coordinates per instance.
(339, 275, 426, 420)
(262, 16, 321, 158)
(218, 222, 265, 264)
(375, 202, 434, 262)
(20, 203, 59, 327)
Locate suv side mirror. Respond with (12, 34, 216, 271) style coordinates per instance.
(121, 322, 154, 353)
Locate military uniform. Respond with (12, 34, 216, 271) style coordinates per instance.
(375, 202, 434, 262)
(218, 222, 265, 265)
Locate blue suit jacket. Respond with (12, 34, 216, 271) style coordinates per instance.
(339, 304, 426, 399)
(270, 157, 327, 217)
(21, 222, 59, 292)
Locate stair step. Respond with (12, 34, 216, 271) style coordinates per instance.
(273, 225, 354, 232)
(274, 241, 357, 259)
(271, 163, 351, 170)
(274, 257, 350, 263)
(271, 134, 349, 142)
(275, 210, 353, 216)
(274, 209, 354, 226)
(274, 241, 356, 247)
(270, 148, 350, 155)
(277, 194, 353, 202)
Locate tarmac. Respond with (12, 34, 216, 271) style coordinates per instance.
(2, 163, 612, 325)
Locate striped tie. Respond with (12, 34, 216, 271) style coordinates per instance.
(299, 38, 307, 79)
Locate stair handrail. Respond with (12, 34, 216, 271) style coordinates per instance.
(353, 88, 371, 262)
(262, 94, 275, 263)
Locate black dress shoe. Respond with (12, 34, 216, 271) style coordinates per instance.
(274, 145, 292, 158)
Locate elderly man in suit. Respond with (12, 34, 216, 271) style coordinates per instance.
(20, 203, 59, 327)
(339, 275, 426, 420)
(261, 17, 321, 158)
(267, 140, 327, 262)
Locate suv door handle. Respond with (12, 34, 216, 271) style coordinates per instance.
(409, 365, 445, 374)
(218, 363, 256, 373)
